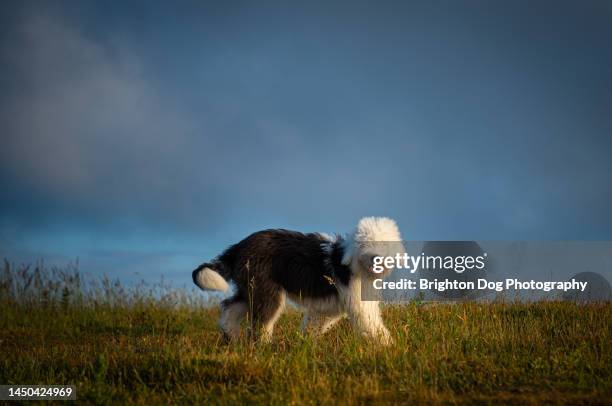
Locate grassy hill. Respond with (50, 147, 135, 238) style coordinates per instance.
(1, 263, 610, 404)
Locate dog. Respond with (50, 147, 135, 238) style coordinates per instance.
(192, 217, 403, 344)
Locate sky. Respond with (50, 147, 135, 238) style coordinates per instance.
(1, 0, 611, 287)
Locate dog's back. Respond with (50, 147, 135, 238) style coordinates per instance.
(198, 229, 344, 298)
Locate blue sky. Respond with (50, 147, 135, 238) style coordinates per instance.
(1, 0, 611, 287)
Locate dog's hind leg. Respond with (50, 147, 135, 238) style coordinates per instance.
(219, 296, 248, 340)
(250, 289, 286, 343)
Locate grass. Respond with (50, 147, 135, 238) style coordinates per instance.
(1, 262, 610, 404)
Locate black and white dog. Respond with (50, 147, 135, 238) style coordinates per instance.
(192, 217, 403, 344)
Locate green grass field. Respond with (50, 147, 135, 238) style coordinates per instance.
(1, 263, 610, 404)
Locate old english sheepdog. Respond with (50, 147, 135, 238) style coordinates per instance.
(192, 217, 403, 344)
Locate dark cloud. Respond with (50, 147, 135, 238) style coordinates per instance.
(1, 1, 611, 284)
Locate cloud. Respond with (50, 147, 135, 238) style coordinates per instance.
(0, 11, 228, 230)
(2, 14, 174, 186)
(1, 3, 611, 247)
(0, 9, 419, 237)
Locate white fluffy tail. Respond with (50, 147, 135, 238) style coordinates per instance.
(193, 266, 229, 292)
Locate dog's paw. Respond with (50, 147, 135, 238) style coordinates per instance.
(378, 329, 394, 346)
(362, 329, 394, 346)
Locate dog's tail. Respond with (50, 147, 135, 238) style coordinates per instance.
(192, 262, 229, 292)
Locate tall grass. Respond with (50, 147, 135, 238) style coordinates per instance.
(1, 261, 610, 404)
(0, 260, 212, 308)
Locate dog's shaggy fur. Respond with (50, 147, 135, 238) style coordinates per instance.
(192, 217, 403, 344)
